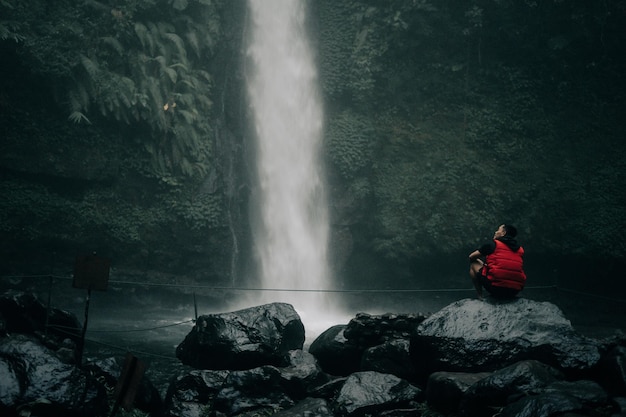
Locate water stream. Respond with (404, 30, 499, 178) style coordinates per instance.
(246, 0, 345, 334)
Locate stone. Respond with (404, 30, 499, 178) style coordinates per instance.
(214, 366, 295, 415)
(459, 360, 564, 417)
(411, 298, 601, 379)
(596, 346, 626, 397)
(332, 371, 421, 416)
(425, 371, 491, 413)
(164, 369, 229, 417)
(176, 302, 305, 370)
(360, 339, 415, 380)
(278, 349, 331, 398)
(0, 334, 107, 415)
(344, 312, 428, 346)
(309, 324, 363, 376)
(271, 397, 334, 417)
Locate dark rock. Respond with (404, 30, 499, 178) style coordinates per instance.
(425, 371, 491, 413)
(459, 360, 564, 417)
(596, 346, 626, 397)
(0, 290, 81, 343)
(278, 349, 331, 398)
(332, 371, 421, 416)
(344, 312, 427, 346)
(611, 396, 626, 414)
(361, 339, 415, 380)
(163, 369, 229, 417)
(176, 302, 305, 370)
(0, 334, 107, 416)
(411, 298, 601, 379)
(542, 380, 608, 407)
(214, 365, 295, 415)
(271, 397, 334, 417)
(378, 409, 422, 416)
(309, 324, 363, 376)
(499, 392, 583, 417)
(309, 376, 348, 401)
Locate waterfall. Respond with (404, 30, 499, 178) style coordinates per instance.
(246, 0, 333, 324)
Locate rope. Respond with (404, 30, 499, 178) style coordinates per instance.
(50, 324, 178, 360)
(1, 274, 623, 303)
(0, 273, 555, 293)
(47, 319, 194, 334)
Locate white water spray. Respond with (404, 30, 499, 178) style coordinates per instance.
(246, 0, 341, 332)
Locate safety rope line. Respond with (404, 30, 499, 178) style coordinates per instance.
(2, 274, 624, 303)
(1, 273, 556, 293)
(51, 326, 177, 360)
(47, 319, 195, 334)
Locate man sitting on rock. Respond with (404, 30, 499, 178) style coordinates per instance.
(468, 224, 526, 299)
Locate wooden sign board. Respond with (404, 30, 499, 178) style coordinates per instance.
(73, 254, 110, 291)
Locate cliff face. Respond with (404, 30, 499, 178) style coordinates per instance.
(1, 1, 625, 290)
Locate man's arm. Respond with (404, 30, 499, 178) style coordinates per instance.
(468, 250, 482, 263)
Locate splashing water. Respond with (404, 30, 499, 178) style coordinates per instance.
(246, 0, 344, 334)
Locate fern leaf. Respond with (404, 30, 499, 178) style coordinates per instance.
(101, 36, 125, 56)
(162, 66, 177, 84)
(80, 55, 99, 77)
(68, 111, 91, 125)
(164, 32, 187, 61)
(185, 31, 200, 58)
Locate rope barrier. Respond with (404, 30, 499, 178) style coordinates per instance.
(1, 273, 623, 303)
(50, 325, 178, 360)
(1, 273, 556, 293)
(48, 319, 195, 334)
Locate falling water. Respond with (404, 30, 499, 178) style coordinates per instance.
(246, 0, 334, 325)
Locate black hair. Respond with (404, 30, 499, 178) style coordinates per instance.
(503, 224, 518, 238)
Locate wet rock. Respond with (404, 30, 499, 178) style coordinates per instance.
(459, 360, 564, 417)
(360, 339, 415, 380)
(332, 371, 421, 416)
(596, 345, 626, 397)
(214, 366, 295, 416)
(499, 380, 609, 417)
(310, 312, 426, 378)
(344, 312, 427, 346)
(271, 397, 334, 417)
(0, 334, 107, 416)
(411, 298, 601, 379)
(278, 349, 331, 398)
(0, 290, 81, 343)
(425, 371, 491, 413)
(176, 302, 305, 370)
(499, 391, 583, 417)
(309, 324, 362, 376)
(164, 369, 229, 417)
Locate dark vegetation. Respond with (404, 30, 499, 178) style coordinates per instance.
(1, 0, 625, 293)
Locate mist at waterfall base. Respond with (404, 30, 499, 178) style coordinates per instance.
(240, 0, 350, 339)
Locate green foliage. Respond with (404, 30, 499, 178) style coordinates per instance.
(169, 192, 225, 231)
(326, 110, 375, 179)
(2, 0, 224, 184)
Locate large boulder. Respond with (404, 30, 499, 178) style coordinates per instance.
(410, 298, 602, 379)
(309, 313, 427, 377)
(0, 334, 107, 416)
(176, 302, 305, 370)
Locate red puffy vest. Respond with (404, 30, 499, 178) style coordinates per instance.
(483, 239, 526, 290)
